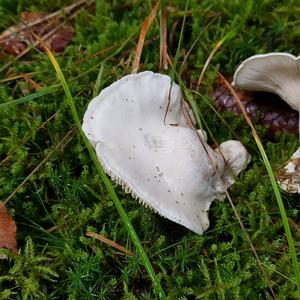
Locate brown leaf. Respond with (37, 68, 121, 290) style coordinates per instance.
(0, 202, 17, 256)
(2, 37, 27, 55)
(0, 11, 74, 56)
(212, 75, 299, 137)
(48, 25, 74, 53)
(21, 12, 46, 24)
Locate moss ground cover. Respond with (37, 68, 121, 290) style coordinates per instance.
(0, 0, 300, 299)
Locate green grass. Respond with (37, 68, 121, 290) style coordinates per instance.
(1, 0, 300, 299)
(45, 43, 166, 298)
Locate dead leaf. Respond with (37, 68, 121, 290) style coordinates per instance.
(21, 12, 45, 24)
(48, 25, 74, 53)
(0, 11, 74, 56)
(0, 202, 17, 257)
(212, 75, 299, 137)
(132, 0, 161, 74)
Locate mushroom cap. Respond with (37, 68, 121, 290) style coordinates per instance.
(83, 71, 249, 234)
(216, 140, 251, 186)
(232, 53, 300, 111)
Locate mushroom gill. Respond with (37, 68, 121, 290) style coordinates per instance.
(83, 71, 250, 234)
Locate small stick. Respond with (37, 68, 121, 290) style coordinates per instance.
(74, 43, 120, 65)
(21, 72, 42, 90)
(168, 19, 179, 50)
(0, 72, 37, 83)
(85, 231, 132, 256)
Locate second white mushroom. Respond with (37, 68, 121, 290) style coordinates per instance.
(232, 52, 300, 193)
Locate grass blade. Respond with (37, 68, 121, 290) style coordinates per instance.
(0, 86, 57, 109)
(180, 78, 276, 298)
(219, 73, 300, 297)
(45, 47, 166, 299)
(92, 64, 104, 98)
(163, 0, 189, 123)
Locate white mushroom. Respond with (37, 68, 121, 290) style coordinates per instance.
(83, 71, 250, 234)
(232, 52, 300, 193)
(232, 53, 300, 112)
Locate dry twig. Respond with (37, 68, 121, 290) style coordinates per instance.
(159, 8, 168, 71)
(86, 231, 132, 256)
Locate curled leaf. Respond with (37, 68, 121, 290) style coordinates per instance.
(0, 201, 17, 257)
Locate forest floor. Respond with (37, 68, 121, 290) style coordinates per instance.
(0, 0, 300, 299)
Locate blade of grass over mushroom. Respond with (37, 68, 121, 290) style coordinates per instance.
(218, 73, 300, 297)
(179, 78, 203, 128)
(45, 47, 167, 299)
(163, 0, 189, 123)
(131, 0, 161, 74)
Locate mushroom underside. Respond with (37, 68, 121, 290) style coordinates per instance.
(232, 52, 300, 193)
(83, 71, 250, 234)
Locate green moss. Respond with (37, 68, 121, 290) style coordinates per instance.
(0, 0, 299, 298)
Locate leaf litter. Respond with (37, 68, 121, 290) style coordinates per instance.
(0, 202, 17, 258)
(0, 11, 74, 55)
